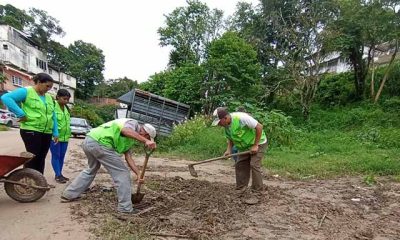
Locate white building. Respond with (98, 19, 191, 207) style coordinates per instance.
(0, 24, 76, 102)
(316, 43, 399, 75)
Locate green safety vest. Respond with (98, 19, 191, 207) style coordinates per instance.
(21, 87, 55, 134)
(87, 118, 136, 154)
(225, 113, 267, 151)
(55, 101, 71, 142)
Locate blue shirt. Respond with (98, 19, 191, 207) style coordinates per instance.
(1, 88, 59, 137)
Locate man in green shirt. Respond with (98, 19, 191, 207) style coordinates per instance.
(212, 107, 268, 194)
(61, 118, 156, 214)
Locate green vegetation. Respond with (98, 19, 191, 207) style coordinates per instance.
(0, 125, 9, 131)
(70, 100, 115, 127)
(159, 102, 400, 179)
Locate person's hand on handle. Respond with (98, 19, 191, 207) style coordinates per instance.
(53, 137, 59, 144)
(250, 144, 259, 154)
(145, 140, 156, 149)
(224, 150, 231, 157)
(136, 174, 145, 184)
(18, 116, 27, 122)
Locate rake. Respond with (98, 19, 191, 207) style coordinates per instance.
(188, 151, 251, 177)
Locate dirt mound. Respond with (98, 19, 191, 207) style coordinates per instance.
(71, 176, 269, 239)
(69, 176, 400, 240)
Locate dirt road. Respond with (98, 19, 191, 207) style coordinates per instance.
(0, 129, 89, 240)
(2, 129, 400, 239)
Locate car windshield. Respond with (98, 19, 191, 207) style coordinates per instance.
(71, 118, 87, 127)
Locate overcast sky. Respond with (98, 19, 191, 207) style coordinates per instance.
(3, 0, 259, 82)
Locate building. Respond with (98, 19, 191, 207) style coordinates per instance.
(316, 42, 399, 75)
(0, 25, 76, 102)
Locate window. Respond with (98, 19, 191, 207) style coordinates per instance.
(12, 76, 23, 87)
(3, 44, 8, 50)
(36, 58, 47, 71)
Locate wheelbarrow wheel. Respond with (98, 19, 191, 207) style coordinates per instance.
(4, 168, 48, 203)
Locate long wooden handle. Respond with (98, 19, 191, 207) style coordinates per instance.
(190, 151, 251, 166)
(136, 150, 153, 194)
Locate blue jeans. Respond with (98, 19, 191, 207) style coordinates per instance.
(50, 141, 69, 177)
(231, 146, 238, 162)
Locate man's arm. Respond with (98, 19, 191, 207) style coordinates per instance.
(124, 151, 140, 178)
(224, 139, 234, 156)
(250, 123, 263, 154)
(120, 127, 156, 149)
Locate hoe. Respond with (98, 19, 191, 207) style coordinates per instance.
(188, 151, 251, 177)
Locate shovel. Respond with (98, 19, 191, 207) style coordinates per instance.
(188, 151, 251, 177)
(132, 148, 154, 204)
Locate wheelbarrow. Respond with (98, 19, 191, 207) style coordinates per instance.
(0, 152, 53, 203)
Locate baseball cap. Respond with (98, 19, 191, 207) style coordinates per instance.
(211, 107, 229, 126)
(143, 123, 156, 141)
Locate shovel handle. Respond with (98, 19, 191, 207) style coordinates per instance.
(189, 151, 251, 167)
(136, 147, 154, 194)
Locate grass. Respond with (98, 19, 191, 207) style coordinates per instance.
(265, 129, 400, 179)
(90, 216, 149, 240)
(158, 103, 400, 179)
(0, 125, 9, 131)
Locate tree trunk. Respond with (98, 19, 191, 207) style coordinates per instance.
(370, 48, 376, 100)
(349, 49, 366, 100)
(374, 40, 399, 103)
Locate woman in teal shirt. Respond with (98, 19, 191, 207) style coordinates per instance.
(1, 73, 58, 174)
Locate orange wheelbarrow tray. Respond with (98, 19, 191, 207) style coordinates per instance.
(0, 152, 53, 202)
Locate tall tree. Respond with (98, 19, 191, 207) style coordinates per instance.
(27, 8, 65, 52)
(0, 4, 33, 31)
(94, 77, 139, 99)
(324, 0, 396, 100)
(203, 31, 262, 113)
(258, 0, 336, 119)
(67, 40, 105, 100)
(158, 0, 224, 67)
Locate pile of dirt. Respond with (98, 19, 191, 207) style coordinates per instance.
(69, 175, 400, 240)
(70, 176, 279, 239)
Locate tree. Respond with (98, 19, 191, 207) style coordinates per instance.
(324, 0, 396, 100)
(158, 0, 224, 67)
(258, 0, 336, 119)
(67, 40, 105, 100)
(140, 64, 205, 113)
(0, 4, 33, 31)
(27, 8, 65, 52)
(94, 77, 139, 99)
(372, 1, 400, 103)
(202, 31, 262, 113)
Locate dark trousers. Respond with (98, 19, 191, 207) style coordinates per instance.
(235, 143, 268, 191)
(20, 129, 52, 174)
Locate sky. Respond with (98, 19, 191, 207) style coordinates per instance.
(2, 0, 259, 83)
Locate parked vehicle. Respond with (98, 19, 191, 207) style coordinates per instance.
(117, 89, 190, 136)
(70, 117, 91, 137)
(0, 109, 19, 128)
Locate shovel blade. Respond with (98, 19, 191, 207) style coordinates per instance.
(188, 165, 198, 177)
(132, 192, 145, 204)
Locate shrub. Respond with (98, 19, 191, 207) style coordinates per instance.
(71, 100, 104, 127)
(316, 72, 355, 107)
